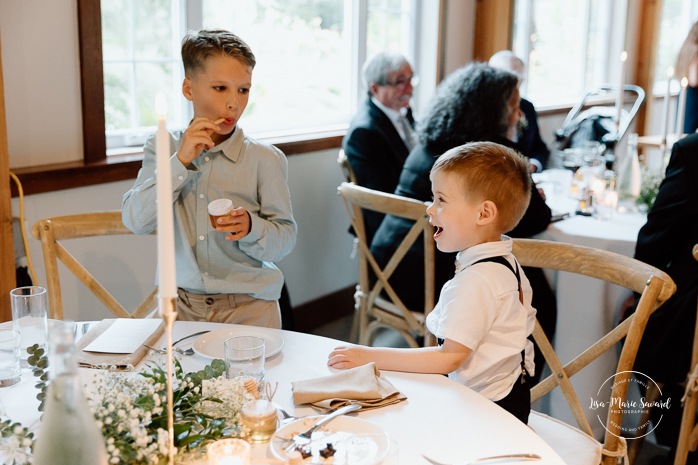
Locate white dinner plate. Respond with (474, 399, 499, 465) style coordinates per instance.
(271, 415, 390, 464)
(192, 327, 284, 360)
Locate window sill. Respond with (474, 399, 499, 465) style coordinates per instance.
(10, 130, 345, 197)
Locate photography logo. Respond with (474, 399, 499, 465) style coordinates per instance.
(589, 370, 670, 438)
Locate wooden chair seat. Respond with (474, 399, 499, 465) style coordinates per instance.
(31, 211, 157, 319)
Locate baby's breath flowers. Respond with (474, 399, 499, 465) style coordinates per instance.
(88, 358, 253, 465)
(637, 165, 664, 212)
(0, 356, 253, 465)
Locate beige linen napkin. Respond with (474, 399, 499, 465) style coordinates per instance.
(77, 319, 165, 369)
(291, 362, 406, 410)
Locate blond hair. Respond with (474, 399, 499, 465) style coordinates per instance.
(431, 142, 531, 232)
(181, 29, 256, 76)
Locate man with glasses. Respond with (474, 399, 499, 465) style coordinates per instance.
(343, 51, 418, 242)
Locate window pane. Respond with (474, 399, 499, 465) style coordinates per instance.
(513, 0, 615, 106)
(654, 0, 696, 86)
(367, 0, 407, 57)
(102, 0, 132, 61)
(201, 0, 351, 135)
(102, 0, 183, 148)
(104, 63, 134, 131)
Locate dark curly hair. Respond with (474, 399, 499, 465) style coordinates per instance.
(417, 62, 519, 154)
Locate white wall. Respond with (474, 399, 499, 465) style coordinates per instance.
(11, 148, 356, 321)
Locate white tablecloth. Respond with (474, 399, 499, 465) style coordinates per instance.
(534, 172, 647, 439)
(1, 321, 565, 464)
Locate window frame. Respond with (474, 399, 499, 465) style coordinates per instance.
(10, 0, 342, 197)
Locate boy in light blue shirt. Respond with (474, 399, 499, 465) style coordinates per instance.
(122, 29, 297, 328)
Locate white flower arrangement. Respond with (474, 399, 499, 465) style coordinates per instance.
(0, 354, 253, 465)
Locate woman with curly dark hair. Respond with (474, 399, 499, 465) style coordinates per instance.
(370, 62, 555, 381)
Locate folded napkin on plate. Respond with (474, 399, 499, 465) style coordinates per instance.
(77, 319, 165, 369)
(291, 362, 406, 410)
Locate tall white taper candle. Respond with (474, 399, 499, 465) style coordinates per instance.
(155, 93, 177, 465)
(676, 77, 688, 136)
(660, 67, 673, 148)
(155, 93, 177, 301)
(616, 51, 627, 129)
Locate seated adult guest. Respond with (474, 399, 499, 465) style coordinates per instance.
(632, 132, 698, 461)
(489, 50, 550, 172)
(370, 63, 556, 380)
(343, 51, 417, 242)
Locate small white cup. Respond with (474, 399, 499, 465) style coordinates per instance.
(0, 329, 21, 387)
(10, 286, 49, 366)
(208, 198, 234, 228)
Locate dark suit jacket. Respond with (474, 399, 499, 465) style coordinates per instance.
(634, 133, 698, 383)
(342, 98, 413, 242)
(518, 98, 550, 171)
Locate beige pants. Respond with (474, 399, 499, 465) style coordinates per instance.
(176, 289, 281, 329)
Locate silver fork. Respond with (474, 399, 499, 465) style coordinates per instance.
(143, 344, 195, 356)
(285, 403, 361, 452)
(143, 330, 210, 356)
(422, 453, 542, 465)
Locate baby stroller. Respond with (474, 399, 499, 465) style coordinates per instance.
(551, 84, 645, 169)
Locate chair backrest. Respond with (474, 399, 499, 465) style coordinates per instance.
(337, 149, 358, 184)
(338, 182, 436, 346)
(31, 211, 157, 319)
(511, 238, 676, 463)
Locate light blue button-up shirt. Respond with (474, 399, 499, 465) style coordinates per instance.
(122, 126, 297, 301)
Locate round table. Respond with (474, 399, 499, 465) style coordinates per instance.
(0, 321, 565, 464)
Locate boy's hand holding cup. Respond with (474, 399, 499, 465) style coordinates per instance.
(208, 198, 234, 228)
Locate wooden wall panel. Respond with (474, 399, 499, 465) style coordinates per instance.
(633, 0, 663, 135)
(0, 36, 15, 321)
(473, 0, 513, 62)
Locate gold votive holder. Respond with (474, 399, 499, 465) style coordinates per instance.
(207, 438, 250, 465)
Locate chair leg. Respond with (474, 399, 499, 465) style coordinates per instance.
(675, 390, 698, 465)
(629, 382, 662, 464)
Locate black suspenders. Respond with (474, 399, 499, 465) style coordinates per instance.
(452, 255, 529, 382)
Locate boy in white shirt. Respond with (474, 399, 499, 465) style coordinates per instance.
(328, 141, 536, 423)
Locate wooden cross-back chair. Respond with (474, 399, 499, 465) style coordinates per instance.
(674, 243, 698, 465)
(31, 211, 157, 320)
(511, 238, 676, 465)
(337, 148, 357, 184)
(338, 182, 436, 347)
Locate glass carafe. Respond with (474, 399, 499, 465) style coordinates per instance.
(32, 322, 108, 465)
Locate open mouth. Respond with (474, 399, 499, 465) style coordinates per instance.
(434, 226, 443, 239)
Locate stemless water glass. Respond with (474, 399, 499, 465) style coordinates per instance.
(0, 329, 21, 387)
(224, 336, 265, 385)
(10, 286, 49, 366)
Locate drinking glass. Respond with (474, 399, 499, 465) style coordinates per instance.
(0, 329, 21, 387)
(224, 336, 265, 384)
(10, 286, 49, 365)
